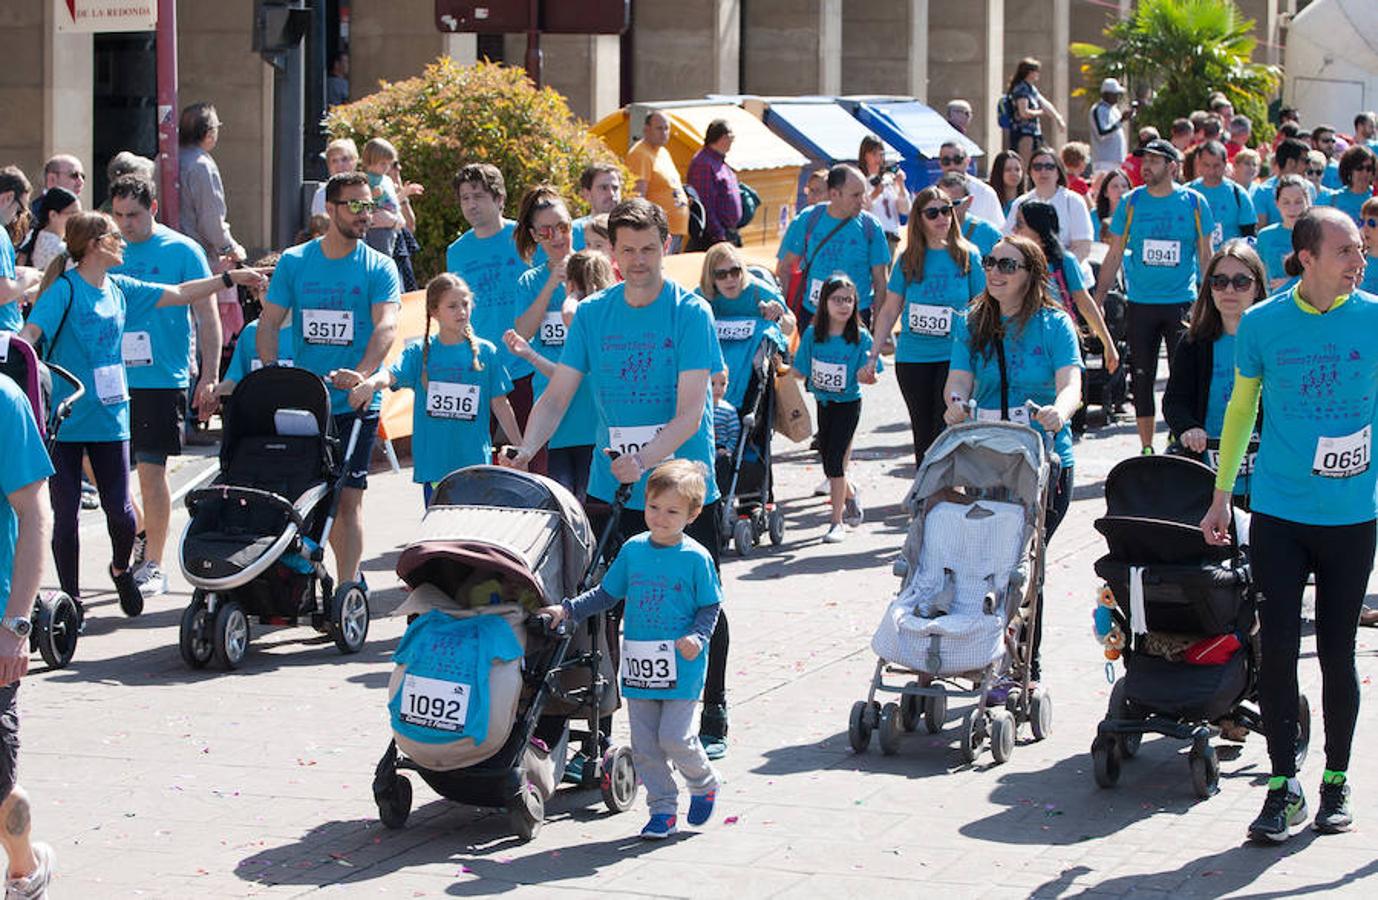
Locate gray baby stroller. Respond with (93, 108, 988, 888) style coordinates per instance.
(855, 418, 1055, 763)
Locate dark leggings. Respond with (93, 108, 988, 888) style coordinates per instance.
(1030, 463, 1074, 681)
(50, 440, 137, 599)
(1250, 513, 1373, 776)
(894, 361, 949, 467)
(1126, 301, 1191, 419)
(547, 444, 594, 505)
(815, 400, 860, 478)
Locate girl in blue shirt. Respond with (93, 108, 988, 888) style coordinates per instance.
(1257, 176, 1310, 293)
(792, 275, 879, 544)
(338, 274, 520, 507)
(865, 186, 982, 468)
(1359, 196, 1378, 295)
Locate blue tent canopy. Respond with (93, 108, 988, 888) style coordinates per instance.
(840, 97, 984, 193)
(759, 99, 901, 207)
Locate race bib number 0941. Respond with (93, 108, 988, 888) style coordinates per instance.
(1142, 239, 1181, 267)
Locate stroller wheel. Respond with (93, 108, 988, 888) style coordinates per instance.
(989, 710, 1015, 764)
(959, 709, 985, 764)
(1189, 744, 1220, 799)
(212, 599, 249, 670)
(507, 782, 544, 842)
(1029, 686, 1052, 741)
(898, 690, 920, 733)
(732, 520, 753, 558)
(923, 688, 948, 735)
(377, 774, 412, 829)
(767, 508, 785, 546)
(329, 583, 370, 654)
(1091, 734, 1122, 788)
(1294, 692, 1311, 774)
(1107, 678, 1141, 757)
(178, 592, 214, 669)
(848, 700, 872, 753)
(33, 591, 80, 670)
(877, 703, 902, 756)
(600, 746, 637, 813)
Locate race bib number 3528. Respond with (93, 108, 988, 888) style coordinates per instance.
(811, 359, 847, 394)
(399, 674, 470, 733)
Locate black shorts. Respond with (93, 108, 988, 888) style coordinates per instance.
(130, 388, 187, 465)
(816, 399, 862, 478)
(332, 411, 380, 489)
(0, 682, 18, 800)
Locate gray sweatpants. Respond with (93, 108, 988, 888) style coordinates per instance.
(627, 698, 719, 816)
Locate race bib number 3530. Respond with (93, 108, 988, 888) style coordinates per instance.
(399, 674, 470, 732)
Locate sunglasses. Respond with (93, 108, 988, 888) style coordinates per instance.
(1030, 162, 1058, 172)
(921, 205, 954, 221)
(1306, 168, 1325, 177)
(1208, 273, 1256, 292)
(981, 256, 1028, 273)
(939, 156, 966, 166)
(1363, 218, 1378, 228)
(532, 221, 572, 240)
(65, 170, 86, 181)
(713, 265, 743, 280)
(337, 199, 377, 214)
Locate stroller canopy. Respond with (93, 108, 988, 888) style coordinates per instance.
(0, 334, 49, 436)
(221, 366, 333, 464)
(904, 422, 1049, 521)
(1095, 455, 1228, 565)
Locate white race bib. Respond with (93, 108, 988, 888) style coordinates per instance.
(907, 303, 952, 337)
(539, 312, 567, 347)
(1142, 239, 1181, 267)
(93, 363, 128, 406)
(1210, 222, 1224, 250)
(0, 332, 9, 362)
(1312, 426, 1371, 479)
(622, 639, 677, 690)
(398, 673, 470, 733)
(608, 423, 666, 458)
(250, 358, 293, 372)
(121, 331, 153, 368)
(715, 319, 755, 342)
(301, 309, 355, 346)
(1206, 438, 1258, 476)
(811, 359, 847, 394)
(808, 278, 823, 309)
(426, 381, 481, 420)
(975, 405, 1030, 425)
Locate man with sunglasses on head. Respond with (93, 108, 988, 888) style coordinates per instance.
(257, 171, 401, 598)
(936, 142, 1003, 225)
(1092, 139, 1215, 455)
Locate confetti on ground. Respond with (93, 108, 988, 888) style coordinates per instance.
(723, 816, 739, 825)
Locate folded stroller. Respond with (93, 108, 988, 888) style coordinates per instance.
(372, 467, 635, 842)
(177, 365, 369, 669)
(0, 332, 84, 668)
(1090, 455, 1309, 798)
(857, 420, 1055, 764)
(714, 314, 788, 556)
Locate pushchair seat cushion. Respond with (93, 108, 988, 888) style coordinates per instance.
(225, 435, 325, 501)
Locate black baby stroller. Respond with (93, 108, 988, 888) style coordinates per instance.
(715, 311, 788, 556)
(177, 365, 369, 669)
(0, 332, 85, 668)
(1090, 454, 1309, 798)
(1069, 271, 1129, 434)
(371, 467, 635, 842)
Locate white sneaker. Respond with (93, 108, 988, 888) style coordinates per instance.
(133, 561, 168, 599)
(6, 841, 54, 900)
(843, 486, 864, 527)
(823, 524, 846, 543)
(813, 478, 830, 497)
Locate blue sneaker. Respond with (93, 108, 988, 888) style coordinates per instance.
(687, 790, 716, 826)
(639, 813, 678, 840)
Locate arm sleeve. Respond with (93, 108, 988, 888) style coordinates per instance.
(886, 263, 906, 295)
(689, 603, 720, 646)
(1109, 194, 1130, 237)
(561, 301, 594, 375)
(792, 332, 813, 378)
(391, 341, 423, 390)
(1213, 373, 1262, 492)
(562, 584, 621, 622)
(370, 255, 402, 305)
(675, 300, 716, 373)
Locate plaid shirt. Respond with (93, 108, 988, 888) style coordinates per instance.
(688, 146, 743, 241)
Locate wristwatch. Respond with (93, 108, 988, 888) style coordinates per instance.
(221, 270, 235, 289)
(0, 617, 31, 639)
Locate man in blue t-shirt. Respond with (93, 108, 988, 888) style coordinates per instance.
(0, 374, 57, 897)
(1253, 139, 1313, 229)
(109, 174, 217, 600)
(257, 171, 401, 592)
(774, 164, 890, 332)
(1092, 139, 1214, 454)
(506, 198, 734, 757)
(1189, 141, 1256, 250)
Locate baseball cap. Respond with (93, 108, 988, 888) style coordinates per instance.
(1142, 139, 1182, 163)
(1101, 78, 1125, 95)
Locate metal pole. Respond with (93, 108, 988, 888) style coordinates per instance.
(272, 40, 305, 248)
(525, 0, 542, 88)
(155, 0, 179, 228)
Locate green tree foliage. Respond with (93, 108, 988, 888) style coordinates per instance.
(1071, 0, 1280, 147)
(325, 58, 626, 281)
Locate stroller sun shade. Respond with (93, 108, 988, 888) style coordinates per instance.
(1096, 456, 1229, 564)
(221, 366, 333, 466)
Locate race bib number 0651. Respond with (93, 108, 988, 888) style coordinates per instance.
(1313, 426, 1370, 479)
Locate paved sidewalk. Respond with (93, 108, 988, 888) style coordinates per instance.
(23, 369, 1378, 898)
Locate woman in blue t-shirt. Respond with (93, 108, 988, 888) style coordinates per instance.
(697, 242, 796, 336)
(1322, 144, 1376, 227)
(19, 211, 266, 616)
(1257, 175, 1311, 292)
(1361, 196, 1378, 295)
(943, 235, 1083, 683)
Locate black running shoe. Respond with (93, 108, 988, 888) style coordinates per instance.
(1314, 780, 1353, 834)
(1248, 785, 1308, 843)
(110, 564, 144, 617)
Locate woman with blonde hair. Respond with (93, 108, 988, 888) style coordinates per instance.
(698, 242, 794, 334)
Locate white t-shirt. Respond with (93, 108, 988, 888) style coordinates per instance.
(1089, 101, 1127, 169)
(310, 184, 327, 217)
(1004, 187, 1095, 252)
(962, 175, 1005, 226)
(865, 174, 905, 236)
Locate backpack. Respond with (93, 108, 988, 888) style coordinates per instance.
(737, 183, 761, 229)
(684, 184, 708, 244)
(1120, 186, 1205, 250)
(783, 206, 881, 314)
(997, 94, 1015, 131)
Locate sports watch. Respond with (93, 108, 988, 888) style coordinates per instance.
(0, 617, 31, 639)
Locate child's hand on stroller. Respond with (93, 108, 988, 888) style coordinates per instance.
(537, 605, 566, 628)
(1180, 428, 1208, 453)
(675, 635, 702, 661)
(1200, 492, 1234, 546)
(329, 368, 365, 390)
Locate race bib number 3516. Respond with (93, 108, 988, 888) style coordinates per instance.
(426, 382, 480, 420)
(399, 674, 470, 732)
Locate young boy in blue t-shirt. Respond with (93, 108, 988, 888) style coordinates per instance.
(540, 459, 722, 840)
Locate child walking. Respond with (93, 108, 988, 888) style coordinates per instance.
(539, 460, 722, 839)
(791, 274, 880, 544)
(334, 273, 521, 507)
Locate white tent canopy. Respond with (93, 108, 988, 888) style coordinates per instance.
(1285, 0, 1378, 130)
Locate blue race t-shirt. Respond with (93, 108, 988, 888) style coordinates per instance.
(792, 326, 879, 404)
(1252, 176, 1317, 227)
(950, 306, 1084, 468)
(389, 335, 513, 484)
(603, 533, 723, 701)
(1235, 287, 1378, 525)
(1255, 224, 1296, 290)
(0, 375, 54, 614)
(266, 237, 402, 415)
(963, 215, 1003, 258)
(714, 316, 787, 410)
(1204, 333, 1237, 437)
(0, 227, 19, 333)
(223, 320, 295, 385)
(516, 262, 596, 450)
(561, 279, 720, 510)
(387, 610, 524, 745)
(1362, 256, 1378, 295)
(1324, 188, 1370, 227)
(708, 277, 783, 320)
(777, 204, 891, 311)
(1188, 179, 1257, 250)
(1110, 184, 1214, 304)
(1322, 159, 1343, 191)
(1047, 254, 1087, 313)
(113, 223, 213, 389)
(886, 248, 984, 364)
(446, 221, 532, 380)
(27, 271, 164, 442)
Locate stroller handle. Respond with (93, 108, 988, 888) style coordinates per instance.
(46, 361, 85, 414)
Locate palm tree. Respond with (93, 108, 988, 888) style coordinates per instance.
(1071, 0, 1281, 141)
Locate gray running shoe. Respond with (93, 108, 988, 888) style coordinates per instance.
(5, 841, 54, 900)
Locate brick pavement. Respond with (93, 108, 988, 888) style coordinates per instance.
(21, 367, 1378, 898)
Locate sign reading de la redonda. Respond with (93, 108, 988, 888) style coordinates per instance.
(56, 0, 158, 33)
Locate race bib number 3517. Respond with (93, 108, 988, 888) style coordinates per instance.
(302, 309, 355, 346)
